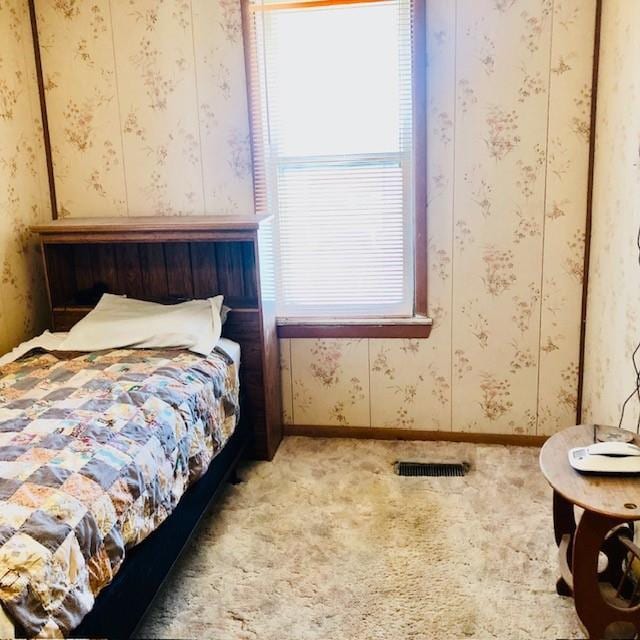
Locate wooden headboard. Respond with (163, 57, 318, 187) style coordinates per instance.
(31, 215, 282, 461)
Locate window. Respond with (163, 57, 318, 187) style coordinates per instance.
(243, 0, 426, 322)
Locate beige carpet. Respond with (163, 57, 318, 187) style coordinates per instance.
(137, 436, 583, 639)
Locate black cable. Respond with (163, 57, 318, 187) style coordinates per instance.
(635, 223, 640, 432)
(618, 223, 640, 432)
(619, 377, 640, 430)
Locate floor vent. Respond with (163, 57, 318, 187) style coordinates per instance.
(394, 461, 470, 477)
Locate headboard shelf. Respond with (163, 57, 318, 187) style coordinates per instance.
(50, 297, 261, 314)
(43, 240, 260, 308)
(33, 216, 282, 461)
(32, 215, 272, 243)
(50, 304, 261, 330)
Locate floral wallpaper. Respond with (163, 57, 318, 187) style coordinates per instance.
(34, 0, 254, 217)
(0, 0, 51, 357)
(282, 0, 597, 436)
(32, 0, 596, 436)
(582, 1, 640, 430)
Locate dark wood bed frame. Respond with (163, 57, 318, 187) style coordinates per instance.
(30, 215, 283, 638)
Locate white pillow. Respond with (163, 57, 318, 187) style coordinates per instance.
(58, 294, 223, 356)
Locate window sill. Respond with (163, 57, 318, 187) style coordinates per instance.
(276, 315, 432, 339)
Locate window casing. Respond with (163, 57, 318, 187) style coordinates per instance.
(243, 0, 425, 320)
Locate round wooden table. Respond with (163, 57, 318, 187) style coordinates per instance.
(540, 424, 640, 639)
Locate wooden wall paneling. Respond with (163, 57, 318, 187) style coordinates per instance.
(164, 243, 195, 299)
(53, 307, 89, 331)
(223, 308, 269, 457)
(215, 242, 245, 299)
(241, 241, 259, 300)
(72, 245, 95, 293)
(92, 244, 118, 294)
(224, 309, 263, 372)
(244, 370, 267, 436)
(138, 243, 170, 301)
(114, 244, 144, 299)
(191, 242, 220, 298)
(44, 245, 75, 306)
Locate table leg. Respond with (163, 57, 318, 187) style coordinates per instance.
(553, 490, 577, 545)
(553, 490, 576, 595)
(572, 510, 640, 639)
(600, 523, 634, 588)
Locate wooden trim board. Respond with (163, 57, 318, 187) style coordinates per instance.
(27, 0, 57, 220)
(250, 0, 395, 11)
(412, 0, 428, 316)
(277, 317, 432, 339)
(284, 424, 548, 447)
(33, 214, 271, 234)
(576, 0, 603, 423)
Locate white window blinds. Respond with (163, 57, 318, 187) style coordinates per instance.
(245, 0, 415, 317)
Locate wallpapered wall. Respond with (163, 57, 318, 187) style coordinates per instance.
(0, 0, 51, 356)
(33, 0, 596, 436)
(282, 0, 596, 435)
(582, 0, 640, 429)
(34, 0, 254, 217)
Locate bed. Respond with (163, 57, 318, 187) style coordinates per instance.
(0, 340, 241, 637)
(0, 215, 283, 638)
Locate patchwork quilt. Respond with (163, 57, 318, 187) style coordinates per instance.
(0, 347, 239, 638)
